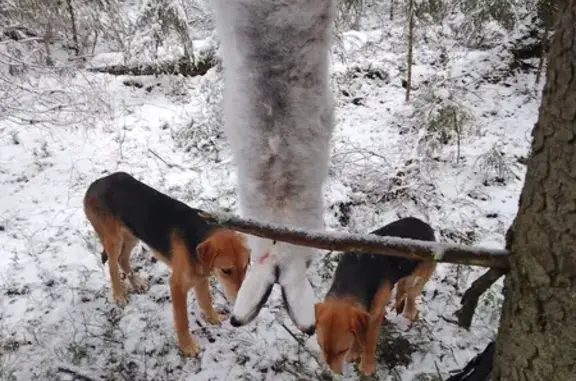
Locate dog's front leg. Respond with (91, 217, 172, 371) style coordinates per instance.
(360, 283, 393, 376)
(194, 278, 221, 325)
(169, 274, 199, 356)
(359, 316, 380, 376)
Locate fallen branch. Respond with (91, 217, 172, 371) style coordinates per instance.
(1, 26, 39, 42)
(199, 211, 510, 270)
(87, 56, 217, 77)
(56, 366, 97, 381)
(455, 267, 506, 330)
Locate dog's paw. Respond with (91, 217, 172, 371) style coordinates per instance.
(394, 299, 406, 315)
(179, 336, 201, 357)
(112, 290, 128, 307)
(203, 311, 222, 325)
(347, 351, 361, 363)
(129, 274, 149, 292)
(402, 308, 418, 323)
(359, 359, 376, 376)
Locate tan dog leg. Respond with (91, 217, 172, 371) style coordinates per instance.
(403, 262, 435, 322)
(394, 278, 408, 314)
(118, 234, 148, 292)
(169, 274, 198, 356)
(194, 278, 221, 325)
(360, 283, 393, 376)
(347, 339, 362, 363)
(101, 235, 128, 306)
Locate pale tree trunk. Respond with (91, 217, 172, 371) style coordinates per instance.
(493, 1, 576, 380)
(405, 0, 414, 102)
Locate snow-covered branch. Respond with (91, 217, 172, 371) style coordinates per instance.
(199, 211, 510, 270)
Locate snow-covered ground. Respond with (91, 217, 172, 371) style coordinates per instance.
(0, 13, 540, 381)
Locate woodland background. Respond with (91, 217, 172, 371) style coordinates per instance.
(0, 0, 558, 380)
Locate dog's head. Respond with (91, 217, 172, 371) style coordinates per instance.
(314, 300, 370, 374)
(196, 229, 250, 302)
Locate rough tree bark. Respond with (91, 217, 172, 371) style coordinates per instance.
(493, 2, 576, 380)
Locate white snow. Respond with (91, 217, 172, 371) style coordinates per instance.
(0, 10, 540, 381)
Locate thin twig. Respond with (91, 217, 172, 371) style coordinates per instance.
(199, 211, 510, 269)
(454, 268, 506, 330)
(279, 322, 323, 367)
(57, 367, 98, 381)
(278, 321, 335, 380)
(147, 149, 183, 170)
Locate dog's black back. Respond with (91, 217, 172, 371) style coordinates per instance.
(326, 217, 436, 310)
(85, 172, 211, 261)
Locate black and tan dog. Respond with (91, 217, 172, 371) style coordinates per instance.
(83, 172, 250, 356)
(314, 217, 436, 376)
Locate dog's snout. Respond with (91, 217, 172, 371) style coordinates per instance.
(327, 359, 344, 374)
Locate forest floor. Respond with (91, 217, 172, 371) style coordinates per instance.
(0, 7, 541, 381)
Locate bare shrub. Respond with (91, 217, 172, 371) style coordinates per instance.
(0, 39, 111, 130)
(332, 139, 439, 207)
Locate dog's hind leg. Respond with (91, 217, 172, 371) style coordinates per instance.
(118, 233, 148, 293)
(84, 193, 127, 305)
(403, 262, 436, 322)
(394, 278, 408, 315)
(100, 228, 128, 306)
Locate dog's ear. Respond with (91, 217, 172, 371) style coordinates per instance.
(350, 308, 370, 342)
(196, 239, 218, 275)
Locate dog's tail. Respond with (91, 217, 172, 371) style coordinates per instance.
(101, 249, 108, 264)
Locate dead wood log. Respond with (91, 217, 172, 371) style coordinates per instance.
(87, 56, 217, 77)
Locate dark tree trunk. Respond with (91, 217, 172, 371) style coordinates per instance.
(493, 1, 576, 381)
(66, 0, 80, 56)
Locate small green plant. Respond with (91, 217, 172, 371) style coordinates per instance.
(67, 342, 89, 366)
(427, 103, 469, 145)
(475, 145, 517, 182)
(413, 88, 473, 161)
